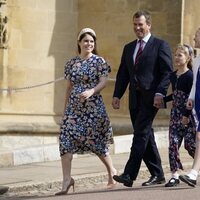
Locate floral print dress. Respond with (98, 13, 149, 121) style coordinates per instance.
(168, 89, 196, 171)
(59, 54, 113, 156)
(165, 70, 196, 172)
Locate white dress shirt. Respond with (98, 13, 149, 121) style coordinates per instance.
(133, 33, 151, 63)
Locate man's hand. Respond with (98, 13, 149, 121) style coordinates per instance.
(153, 95, 164, 109)
(112, 97, 120, 109)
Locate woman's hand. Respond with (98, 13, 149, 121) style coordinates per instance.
(80, 88, 95, 100)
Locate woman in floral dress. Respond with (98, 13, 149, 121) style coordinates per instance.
(164, 44, 196, 187)
(55, 28, 116, 195)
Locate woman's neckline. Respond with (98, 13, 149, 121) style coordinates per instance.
(78, 53, 94, 61)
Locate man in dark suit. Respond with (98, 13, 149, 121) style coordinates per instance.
(112, 10, 173, 187)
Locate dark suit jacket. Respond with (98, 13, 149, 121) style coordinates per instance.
(113, 35, 173, 109)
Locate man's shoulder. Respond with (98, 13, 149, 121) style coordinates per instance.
(150, 35, 168, 45)
(124, 40, 136, 49)
(123, 36, 169, 48)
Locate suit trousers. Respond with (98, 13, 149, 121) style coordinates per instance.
(124, 90, 164, 180)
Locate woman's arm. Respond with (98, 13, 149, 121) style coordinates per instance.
(80, 76, 108, 100)
(63, 79, 73, 114)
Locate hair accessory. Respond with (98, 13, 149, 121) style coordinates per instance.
(77, 28, 96, 41)
(183, 44, 193, 56)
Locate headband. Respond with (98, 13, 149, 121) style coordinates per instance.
(183, 44, 193, 56)
(77, 28, 96, 41)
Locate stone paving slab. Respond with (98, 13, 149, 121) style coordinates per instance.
(0, 147, 194, 199)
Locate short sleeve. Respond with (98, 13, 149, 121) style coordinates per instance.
(97, 57, 111, 77)
(64, 60, 72, 80)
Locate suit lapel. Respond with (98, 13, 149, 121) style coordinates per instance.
(140, 35, 154, 59)
(127, 40, 137, 70)
(127, 36, 154, 71)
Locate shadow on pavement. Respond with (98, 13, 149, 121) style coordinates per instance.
(0, 185, 194, 200)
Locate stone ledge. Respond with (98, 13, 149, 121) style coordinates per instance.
(0, 116, 169, 135)
(113, 130, 168, 154)
(0, 130, 169, 167)
(0, 144, 60, 167)
(0, 122, 59, 133)
(0, 150, 13, 167)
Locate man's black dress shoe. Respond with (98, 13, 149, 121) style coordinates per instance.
(113, 174, 133, 187)
(165, 178, 180, 187)
(142, 176, 166, 186)
(179, 175, 197, 187)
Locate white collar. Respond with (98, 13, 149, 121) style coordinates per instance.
(138, 33, 151, 43)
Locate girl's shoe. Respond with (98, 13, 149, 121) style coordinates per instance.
(165, 178, 180, 187)
(55, 178, 75, 195)
(179, 175, 197, 187)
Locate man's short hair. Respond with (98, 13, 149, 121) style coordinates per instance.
(133, 10, 152, 25)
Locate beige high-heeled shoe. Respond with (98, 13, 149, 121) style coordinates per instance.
(55, 178, 75, 195)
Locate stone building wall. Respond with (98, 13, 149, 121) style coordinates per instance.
(0, 0, 78, 126)
(182, 0, 200, 55)
(1, 0, 198, 148)
(0, 0, 185, 128)
(0, 0, 79, 153)
(1, 0, 200, 166)
(78, 0, 182, 118)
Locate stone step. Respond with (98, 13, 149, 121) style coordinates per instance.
(0, 129, 169, 167)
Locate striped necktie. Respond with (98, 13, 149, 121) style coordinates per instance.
(135, 40, 143, 65)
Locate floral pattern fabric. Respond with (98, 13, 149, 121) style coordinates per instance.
(59, 54, 113, 156)
(168, 89, 196, 172)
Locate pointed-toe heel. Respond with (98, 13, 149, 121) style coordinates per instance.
(55, 178, 75, 195)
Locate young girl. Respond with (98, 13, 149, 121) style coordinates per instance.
(164, 44, 196, 187)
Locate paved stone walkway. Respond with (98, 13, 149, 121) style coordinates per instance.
(0, 147, 195, 199)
